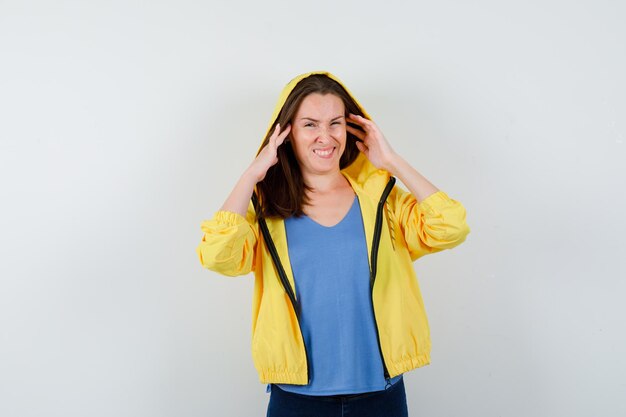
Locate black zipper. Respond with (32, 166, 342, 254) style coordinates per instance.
(252, 192, 311, 383)
(369, 177, 396, 383)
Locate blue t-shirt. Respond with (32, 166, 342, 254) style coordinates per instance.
(274, 195, 402, 395)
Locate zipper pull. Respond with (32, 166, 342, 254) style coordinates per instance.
(385, 377, 392, 390)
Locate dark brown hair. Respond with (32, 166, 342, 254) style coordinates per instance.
(254, 74, 365, 219)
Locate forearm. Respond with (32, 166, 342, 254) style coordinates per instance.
(219, 169, 259, 217)
(386, 154, 440, 203)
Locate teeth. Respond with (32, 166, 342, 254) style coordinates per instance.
(314, 148, 333, 156)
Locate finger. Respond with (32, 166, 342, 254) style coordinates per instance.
(355, 140, 367, 154)
(278, 124, 291, 140)
(275, 124, 291, 147)
(271, 123, 281, 137)
(348, 113, 369, 122)
(347, 120, 366, 133)
(346, 124, 365, 140)
(349, 113, 374, 130)
(347, 113, 364, 124)
(269, 123, 282, 148)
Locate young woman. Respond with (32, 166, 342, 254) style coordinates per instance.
(196, 71, 470, 416)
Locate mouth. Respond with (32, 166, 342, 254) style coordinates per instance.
(313, 147, 336, 159)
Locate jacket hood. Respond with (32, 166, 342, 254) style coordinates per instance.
(260, 70, 391, 195)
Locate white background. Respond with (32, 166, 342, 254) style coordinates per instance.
(1, 1, 625, 416)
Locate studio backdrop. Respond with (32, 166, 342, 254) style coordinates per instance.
(1, 1, 624, 416)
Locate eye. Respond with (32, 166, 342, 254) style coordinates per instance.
(304, 122, 315, 127)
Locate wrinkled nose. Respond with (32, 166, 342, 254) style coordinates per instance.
(316, 126, 331, 142)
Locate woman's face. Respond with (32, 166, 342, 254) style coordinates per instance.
(290, 93, 347, 177)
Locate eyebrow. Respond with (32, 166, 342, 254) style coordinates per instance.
(299, 115, 345, 122)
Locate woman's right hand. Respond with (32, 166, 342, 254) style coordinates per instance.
(218, 123, 291, 217)
(246, 123, 291, 182)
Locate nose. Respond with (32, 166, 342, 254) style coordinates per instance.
(316, 125, 332, 142)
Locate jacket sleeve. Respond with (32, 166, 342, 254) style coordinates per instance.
(389, 186, 470, 261)
(195, 202, 258, 276)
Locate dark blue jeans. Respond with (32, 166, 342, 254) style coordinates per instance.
(266, 378, 409, 417)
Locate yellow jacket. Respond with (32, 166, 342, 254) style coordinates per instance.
(196, 71, 470, 385)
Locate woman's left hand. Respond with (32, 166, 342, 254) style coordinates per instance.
(346, 113, 398, 172)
